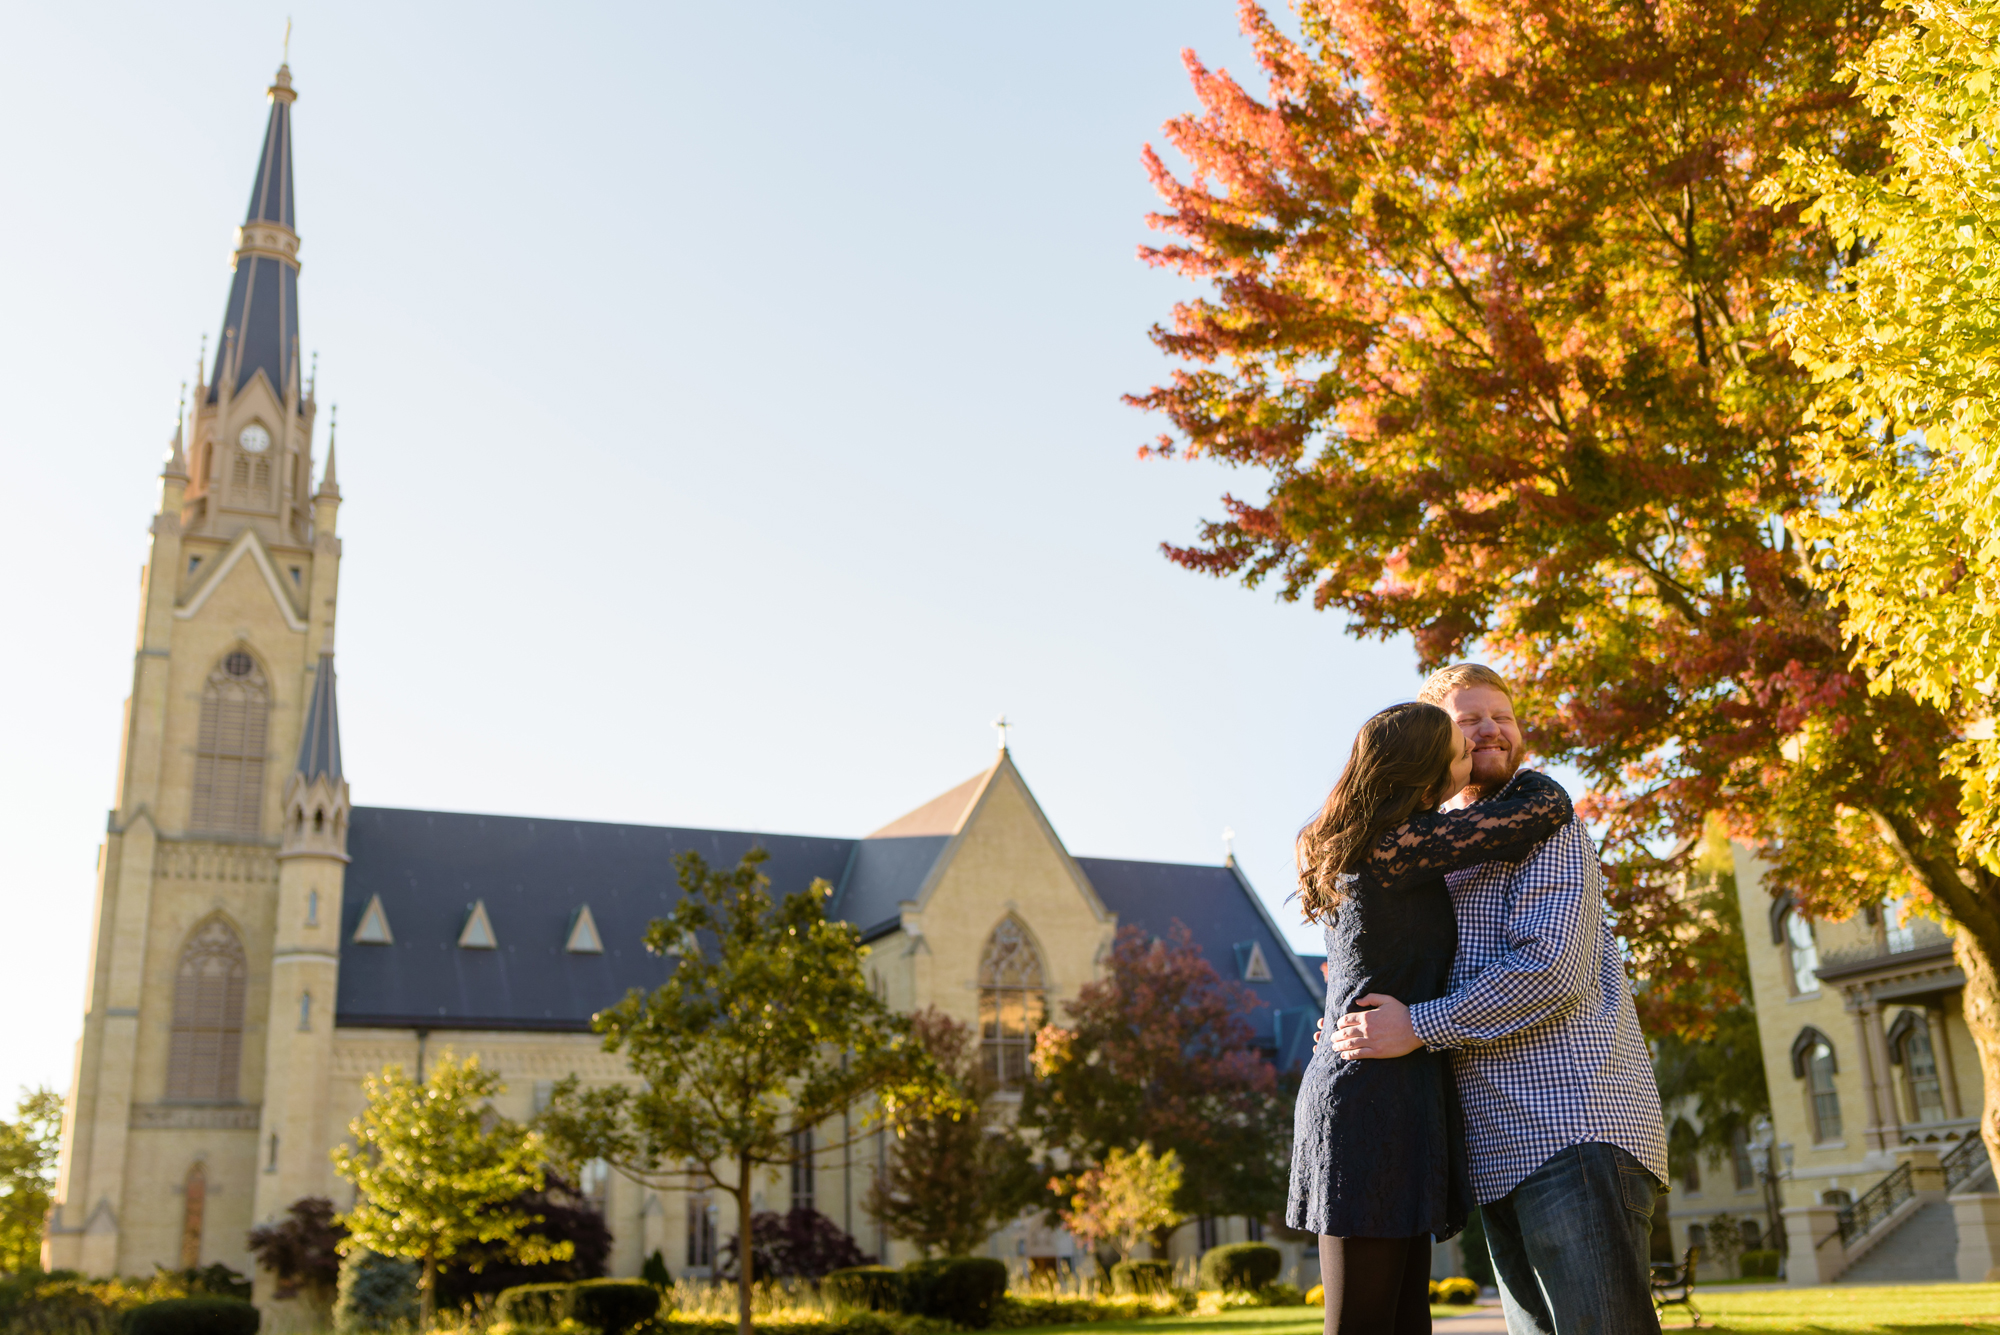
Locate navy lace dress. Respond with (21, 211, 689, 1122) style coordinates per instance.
(1285, 771, 1573, 1240)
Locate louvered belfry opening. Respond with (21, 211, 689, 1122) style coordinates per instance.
(978, 914, 1046, 1089)
(190, 651, 269, 836)
(166, 916, 248, 1102)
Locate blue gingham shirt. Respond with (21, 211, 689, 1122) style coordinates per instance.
(1408, 808, 1668, 1205)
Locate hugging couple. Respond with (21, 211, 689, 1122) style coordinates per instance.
(1287, 664, 1669, 1335)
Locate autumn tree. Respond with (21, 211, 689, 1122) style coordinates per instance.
(864, 1008, 1041, 1258)
(1060, 1145, 1185, 1266)
(333, 1053, 568, 1329)
(1129, 3, 1958, 1049)
(1023, 923, 1285, 1224)
(0, 1087, 62, 1273)
(535, 849, 954, 1335)
(1761, 0, 2000, 1168)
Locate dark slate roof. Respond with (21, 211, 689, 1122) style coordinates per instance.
(833, 836, 950, 940)
(337, 808, 1326, 1068)
(295, 654, 341, 782)
(1077, 857, 1326, 1071)
(337, 808, 852, 1031)
(208, 71, 300, 405)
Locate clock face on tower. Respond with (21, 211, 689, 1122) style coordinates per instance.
(238, 424, 271, 454)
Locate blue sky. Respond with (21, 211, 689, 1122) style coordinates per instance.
(0, 1, 1439, 1104)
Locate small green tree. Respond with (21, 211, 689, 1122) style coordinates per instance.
(537, 849, 955, 1335)
(864, 1008, 1040, 1257)
(0, 1087, 63, 1273)
(1059, 1145, 1184, 1266)
(332, 1053, 568, 1328)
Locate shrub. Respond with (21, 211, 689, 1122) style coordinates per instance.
(1197, 1243, 1280, 1292)
(150, 1264, 254, 1301)
(494, 1282, 573, 1327)
(0, 1272, 144, 1335)
(1430, 1277, 1478, 1305)
(720, 1208, 874, 1280)
(1740, 1249, 1781, 1279)
(1260, 1284, 1305, 1306)
(436, 1176, 612, 1310)
(124, 1297, 261, 1335)
(247, 1198, 347, 1302)
(825, 1265, 904, 1312)
(1304, 1284, 1324, 1306)
(901, 1256, 1008, 1328)
(643, 1250, 671, 1288)
(570, 1279, 659, 1334)
(1109, 1260, 1172, 1296)
(333, 1251, 419, 1333)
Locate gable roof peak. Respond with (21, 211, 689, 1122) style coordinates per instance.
(866, 761, 997, 839)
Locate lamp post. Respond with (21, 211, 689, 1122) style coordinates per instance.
(1748, 1117, 1789, 1268)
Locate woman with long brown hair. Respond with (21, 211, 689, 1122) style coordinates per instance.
(1287, 702, 1571, 1335)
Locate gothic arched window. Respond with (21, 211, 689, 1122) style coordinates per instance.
(189, 651, 268, 836)
(1781, 909, 1820, 996)
(166, 916, 248, 1102)
(1791, 1027, 1842, 1143)
(1888, 1011, 1947, 1124)
(978, 915, 1046, 1089)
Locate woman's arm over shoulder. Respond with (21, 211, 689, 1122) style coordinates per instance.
(1367, 771, 1573, 889)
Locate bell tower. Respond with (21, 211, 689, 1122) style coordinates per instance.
(46, 62, 349, 1280)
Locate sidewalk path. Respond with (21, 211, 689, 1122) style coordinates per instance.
(1434, 1307, 1508, 1334)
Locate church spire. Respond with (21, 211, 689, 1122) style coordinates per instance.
(208, 64, 301, 405)
(295, 653, 342, 785)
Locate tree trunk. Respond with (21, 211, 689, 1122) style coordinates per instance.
(420, 1251, 437, 1331)
(737, 1156, 755, 1335)
(1957, 934, 2000, 1187)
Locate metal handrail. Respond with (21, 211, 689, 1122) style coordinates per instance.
(1836, 1162, 1913, 1246)
(1944, 1136, 1994, 1192)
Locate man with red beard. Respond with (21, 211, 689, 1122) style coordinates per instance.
(1329, 664, 1668, 1335)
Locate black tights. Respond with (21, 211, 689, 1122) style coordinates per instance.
(1319, 1235, 1431, 1335)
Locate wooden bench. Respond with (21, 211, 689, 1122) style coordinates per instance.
(1650, 1245, 1700, 1327)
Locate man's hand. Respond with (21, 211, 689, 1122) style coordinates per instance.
(1330, 995, 1422, 1059)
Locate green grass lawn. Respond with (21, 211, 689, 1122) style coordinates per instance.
(999, 1287, 2000, 1335)
(1657, 1282, 2000, 1332)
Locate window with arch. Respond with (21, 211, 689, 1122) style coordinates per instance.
(166, 916, 248, 1102)
(1791, 1028, 1842, 1143)
(189, 651, 269, 836)
(1889, 1011, 1947, 1124)
(978, 915, 1046, 1089)
(1781, 909, 1820, 996)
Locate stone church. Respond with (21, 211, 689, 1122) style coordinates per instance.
(44, 64, 1326, 1295)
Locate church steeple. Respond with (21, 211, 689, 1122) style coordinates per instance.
(207, 64, 300, 405)
(184, 62, 319, 548)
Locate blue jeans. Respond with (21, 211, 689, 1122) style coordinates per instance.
(1479, 1143, 1660, 1335)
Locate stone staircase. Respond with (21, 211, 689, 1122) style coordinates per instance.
(1837, 1200, 1961, 1283)
(1831, 1141, 1995, 1284)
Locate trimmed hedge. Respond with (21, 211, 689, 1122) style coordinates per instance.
(901, 1257, 1009, 1329)
(1197, 1243, 1281, 1292)
(123, 1297, 261, 1335)
(1740, 1249, 1781, 1279)
(571, 1279, 660, 1335)
(1429, 1277, 1478, 1305)
(1109, 1260, 1172, 1296)
(494, 1282, 571, 1327)
(825, 1265, 905, 1312)
(494, 1280, 658, 1335)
